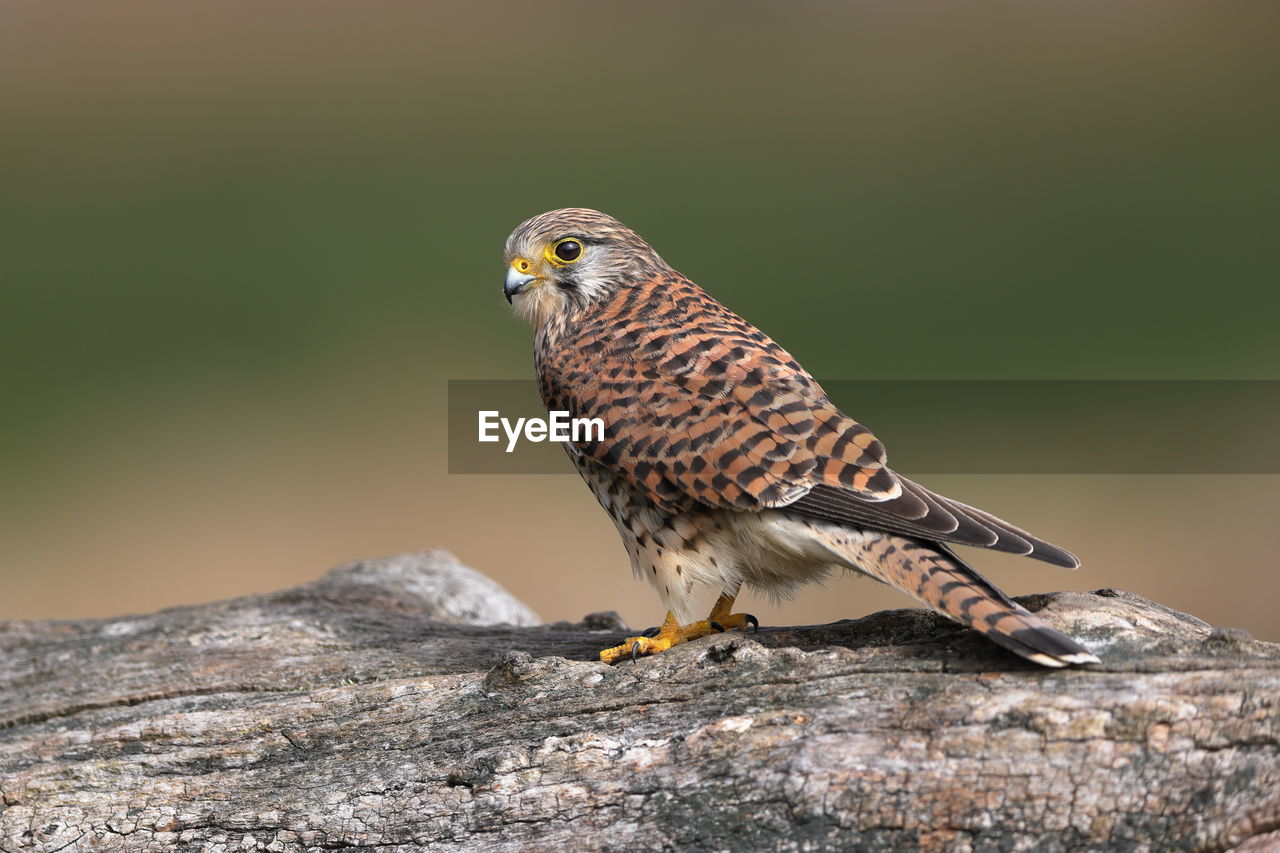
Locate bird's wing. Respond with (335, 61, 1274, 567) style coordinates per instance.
(788, 481, 1080, 567)
(540, 318, 906, 513)
(539, 281, 1077, 568)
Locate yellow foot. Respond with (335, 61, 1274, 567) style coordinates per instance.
(708, 611, 759, 633)
(599, 601, 759, 665)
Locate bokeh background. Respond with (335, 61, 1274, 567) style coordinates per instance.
(3, 2, 1278, 640)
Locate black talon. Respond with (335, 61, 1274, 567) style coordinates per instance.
(631, 641, 642, 663)
(745, 614, 759, 633)
(640, 626, 660, 638)
(709, 621, 725, 633)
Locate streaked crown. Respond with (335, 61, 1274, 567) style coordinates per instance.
(502, 208, 667, 327)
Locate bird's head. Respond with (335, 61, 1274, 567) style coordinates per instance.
(502, 208, 666, 327)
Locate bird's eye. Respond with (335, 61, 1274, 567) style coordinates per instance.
(550, 238, 583, 264)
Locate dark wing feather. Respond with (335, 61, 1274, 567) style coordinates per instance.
(788, 480, 1079, 568)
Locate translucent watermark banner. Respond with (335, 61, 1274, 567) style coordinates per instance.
(447, 379, 1280, 475)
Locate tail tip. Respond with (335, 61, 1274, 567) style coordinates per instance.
(1025, 649, 1100, 668)
(1061, 650, 1101, 666)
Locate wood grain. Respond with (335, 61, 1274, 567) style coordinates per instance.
(1, 551, 1276, 851)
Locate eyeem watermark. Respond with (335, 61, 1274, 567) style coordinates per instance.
(449, 379, 1280, 475)
(478, 410, 605, 453)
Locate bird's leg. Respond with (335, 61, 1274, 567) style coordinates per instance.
(599, 595, 759, 664)
(706, 592, 759, 634)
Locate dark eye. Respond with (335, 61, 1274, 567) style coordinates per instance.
(552, 239, 582, 263)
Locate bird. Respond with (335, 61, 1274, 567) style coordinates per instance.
(502, 208, 1098, 668)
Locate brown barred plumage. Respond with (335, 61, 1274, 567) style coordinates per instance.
(503, 208, 1098, 667)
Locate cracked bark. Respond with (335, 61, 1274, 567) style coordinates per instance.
(1, 549, 1277, 852)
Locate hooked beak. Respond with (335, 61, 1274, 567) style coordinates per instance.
(504, 264, 538, 303)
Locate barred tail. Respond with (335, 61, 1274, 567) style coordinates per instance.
(862, 534, 1098, 668)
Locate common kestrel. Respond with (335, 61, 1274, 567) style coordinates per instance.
(502, 208, 1098, 668)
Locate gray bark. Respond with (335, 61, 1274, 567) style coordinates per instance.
(1, 549, 1277, 852)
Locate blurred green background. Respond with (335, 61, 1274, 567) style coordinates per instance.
(3, 2, 1278, 639)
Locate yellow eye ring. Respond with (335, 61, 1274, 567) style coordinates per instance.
(546, 238, 584, 266)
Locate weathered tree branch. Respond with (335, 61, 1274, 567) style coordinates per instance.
(1, 550, 1277, 851)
